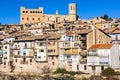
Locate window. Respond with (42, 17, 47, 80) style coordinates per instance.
(22, 18, 24, 20)
(101, 66, 104, 70)
(18, 51, 20, 55)
(4, 57, 7, 59)
(30, 11, 32, 13)
(52, 57, 54, 60)
(92, 66, 95, 70)
(4, 62, 6, 65)
(23, 11, 25, 13)
(32, 18, 34, 20)
(71, 6, 72, 10)
(48, 49, 55, 53)
(26, 11, 28, 13)
(15, 58, 17, 62)
(4, 52, 7, 54)
(52, 62, 55, 65)
(23, 51, 26, 56)
(30, 59, 32, 63)
(38, 56, 41, 59)
(84, 65, 86, 70)
(39, 42, 45, 46)
(23, 58, 26, 62)
(39, 49, 44, 52)
(67, 55, 70, 59)
(27, 18, 29, 20)
(77, 65, 79, 70)
(5, 46, 7, 49)
(73, 55, 77, 58)
(38, 18, 40, 20)
(119, 56, 120, 61)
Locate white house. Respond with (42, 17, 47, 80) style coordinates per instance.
(1, 37, 15, 72)
(59, 34, 80, 71)
(80, 44, 120, 74)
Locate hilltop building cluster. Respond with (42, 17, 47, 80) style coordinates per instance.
(0, 3, 120, 74)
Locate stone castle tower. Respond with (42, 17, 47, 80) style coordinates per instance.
(20, 3, 77, 24)
(69, 3, 77, 21)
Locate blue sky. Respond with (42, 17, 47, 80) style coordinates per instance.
(0, 0, 120, 24)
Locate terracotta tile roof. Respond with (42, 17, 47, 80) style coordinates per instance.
(111, 28, 120, 34)
(89, 44, 113, 49)
(103, 27, 118, 34)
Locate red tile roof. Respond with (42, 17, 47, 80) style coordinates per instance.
(89, 44, 113, 49)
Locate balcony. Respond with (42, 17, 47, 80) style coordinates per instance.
(24, 46, 34, 49)
(20, 61, 28, 64)
(88, 54, 98, 56)
(11, 47, 20, 50)
(87, 62, 109, 65)
(1, 41, 13, 44)
(60, 42, 70, 48)
(47, 52, 58, 56)
(80, 45, 86, 50)
(80, 52, 87, 57)
(80, 59, 87, 64)
(80, 37, 86, 41)
(87, 56, 109, 65)
(47, 42, 56, 46)
(67, 59, 72, 65)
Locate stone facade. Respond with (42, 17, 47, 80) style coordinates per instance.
(20, 3, 77, 24)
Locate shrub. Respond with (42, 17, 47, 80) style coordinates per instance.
(54, 68, 67, 74)
(101, 67, 115, 76)
(42, 65, 51, 74)
(89, 75, 103, 80)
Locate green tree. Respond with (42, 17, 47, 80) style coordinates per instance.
(103, 14, 108, 20)
(101, 14, 109, 20)
(101, 67, 115, 76)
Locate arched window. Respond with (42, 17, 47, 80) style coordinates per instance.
(71, 6, 72, 10)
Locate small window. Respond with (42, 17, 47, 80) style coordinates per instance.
(92, 66, 95, 70)
(23, 58, 26, 62)
(5, 46, 7, 49)
(32, 18, 34, 20)
(52, 57, 54, 60)
(4, 57, 7, 59)
(30, 11, 32, 13)
(27, 18, 29, 20)
(4, 52, 7, 54)
(119, 56, 120, 61)
(23, 11, 25, 13)
(15, 58, 17, 62)
(22, 18, 24, 20)
(84, 65, 86, 70)
(26, 11, 28, 13)
(101, 66, 104, 70)
(77, 65, 79, 70)
(38, 56, 41, 59)
(71, 6, 72, 10)
(23, 52, 26, 56)
(38, 18, 40, 20)
(52, 62, 55, 65)
(0, 47, 2, 50)
(4, 62, 6, 65)
(39, 49, 44, 52)
(18, 51, 20, 55)
(30, 59, 32, 63)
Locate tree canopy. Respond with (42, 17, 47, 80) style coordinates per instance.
(101, 14, 112, 20)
